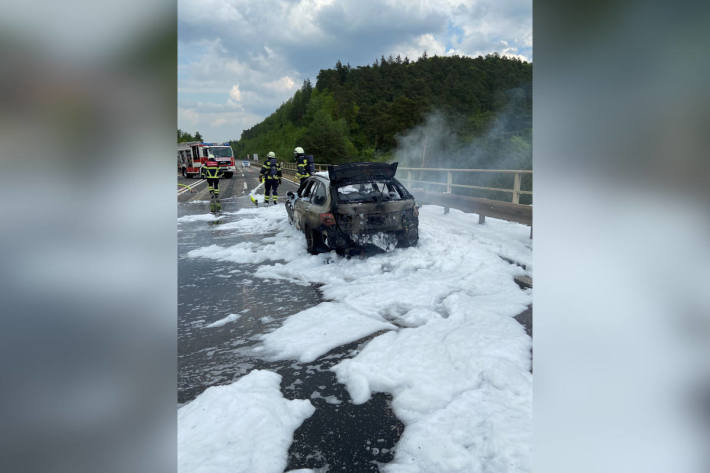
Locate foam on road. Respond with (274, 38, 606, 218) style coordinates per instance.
(184, 203, 532, 472)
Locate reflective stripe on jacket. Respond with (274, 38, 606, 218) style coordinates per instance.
(295, 157, 311, 179)
(203, 165, 223, 179)
(260, 161, 282, 180)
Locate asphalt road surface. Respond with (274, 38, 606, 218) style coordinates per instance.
(178, 168, 403, 472)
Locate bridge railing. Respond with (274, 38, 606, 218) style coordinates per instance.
(280, 162, 328, 176)
(397, 167, 532, 204)
(398, 167, 533, 228)
(281, 163, 531, 202)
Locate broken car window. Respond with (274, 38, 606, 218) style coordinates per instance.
(336, 181, 403, 203)
(300, 180, 315, 200)
(313, 183, 327, 204)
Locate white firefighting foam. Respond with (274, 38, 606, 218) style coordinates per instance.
(183, 204, 532, 473)
(178, 370, 314, 473)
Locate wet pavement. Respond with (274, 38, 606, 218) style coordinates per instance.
(282, 336, 404, 473)
(178, 169, 405, 472)
(178, 167, 302, 402)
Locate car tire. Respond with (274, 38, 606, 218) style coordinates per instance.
(306, 227, 323, 255)
(397, 230, 419, 248)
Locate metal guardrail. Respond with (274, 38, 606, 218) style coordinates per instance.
(281, 162, 328, 174)
(393, 167, 533, 230)
(398, 167, 532, 204)
(281, 162, 532, 205)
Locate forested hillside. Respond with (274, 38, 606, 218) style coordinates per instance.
(231, 54, 531, 169)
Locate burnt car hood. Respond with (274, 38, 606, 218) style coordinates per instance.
(327, 162, 398, 186)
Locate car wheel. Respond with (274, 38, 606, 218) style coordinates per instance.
(305, 227, 323, 255)
(397, 230, 419, 248)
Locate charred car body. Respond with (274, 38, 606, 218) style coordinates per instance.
(285, 162, 419, 254)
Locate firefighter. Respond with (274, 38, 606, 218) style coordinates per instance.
(294, 146, 315, 195)
(202, 156, 223, 212)
(260, 151, 282, 205)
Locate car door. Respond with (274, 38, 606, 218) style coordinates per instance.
(293, 179, 315, 231)
(311, 181, 328, 212)
(304, 181, 327, 229)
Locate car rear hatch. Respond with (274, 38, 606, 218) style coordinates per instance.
(334, 200, 413, 233)
(328, 162, 415, 233)
(327, 162, 398, 186)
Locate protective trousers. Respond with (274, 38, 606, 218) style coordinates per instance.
(264, 180, 279, 204)
(207, 178, 220, 197)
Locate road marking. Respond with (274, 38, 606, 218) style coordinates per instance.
(178, 179, 206, 195)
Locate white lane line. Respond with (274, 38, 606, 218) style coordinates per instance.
(178, 179, 206, 195)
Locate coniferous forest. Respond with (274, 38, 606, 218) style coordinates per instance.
(231, 53, 531, 170)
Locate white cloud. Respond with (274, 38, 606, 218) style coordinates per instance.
(264, 76, 297, 93)
(389, 33, 447, 60)
(229, 84, 242, 103)
(178, 107, 199, 128)
(178, 0, 242, 24)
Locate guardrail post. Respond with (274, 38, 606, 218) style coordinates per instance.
(407, 171, 412, 186)
(446, 171, 452, 194)
(512, 172, 521, 204)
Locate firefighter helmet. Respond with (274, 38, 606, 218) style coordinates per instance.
(294, 146, 304, 154)
(267, 151, 276, 158)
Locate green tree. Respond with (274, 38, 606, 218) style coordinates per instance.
(302, 108, 356, 162)
(233, 54, 531, 168)
(177, 129, 195, 142)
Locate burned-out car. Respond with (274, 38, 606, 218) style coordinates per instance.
(285, 162, 419, 254)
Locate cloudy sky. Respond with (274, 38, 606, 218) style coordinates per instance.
(178, 0, 532, 142)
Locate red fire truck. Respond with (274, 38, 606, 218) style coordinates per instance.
(177, 142, 237, 179)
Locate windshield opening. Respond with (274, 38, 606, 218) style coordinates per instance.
(336, 181, 404, 203)
(208, 147, 233, 158)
